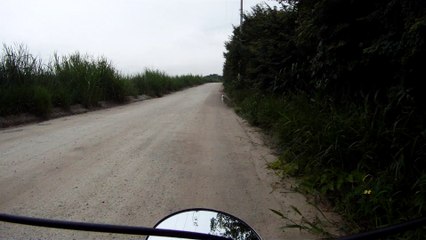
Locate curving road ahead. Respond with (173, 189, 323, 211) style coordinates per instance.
(0, 83, 318, 239)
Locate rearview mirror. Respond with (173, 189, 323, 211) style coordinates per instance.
(147, 209, 261, 240)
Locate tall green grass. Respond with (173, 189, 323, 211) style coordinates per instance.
(229, 88, 426, 237)
(131, 69, 205, 97)
(0, 44, 52, 116)
(51, 53, 134, 108)
(1, 44, 211, 117)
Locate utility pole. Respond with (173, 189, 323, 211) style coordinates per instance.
(240, 0, 243, 32)
(238, 0, 243, 84)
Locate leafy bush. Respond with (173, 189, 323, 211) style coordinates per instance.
(232, 88, 426, 237)
(223, 1, 426, 237)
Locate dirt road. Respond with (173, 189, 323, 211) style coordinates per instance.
(0, 83, 320, 239)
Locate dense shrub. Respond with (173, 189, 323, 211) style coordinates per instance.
(223, 1, 426, 237)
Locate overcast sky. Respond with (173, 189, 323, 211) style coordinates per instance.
(0, 0, 279, 76)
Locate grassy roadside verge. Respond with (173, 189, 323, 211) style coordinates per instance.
(0, 44, 217, 123)
(226, 88, 425, 238)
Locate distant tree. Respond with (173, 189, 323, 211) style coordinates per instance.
(203, 74, 223, 82)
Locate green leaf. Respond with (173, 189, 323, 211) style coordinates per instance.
(270, 209, 285, 218)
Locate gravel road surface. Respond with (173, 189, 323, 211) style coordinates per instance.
(0, 83, 321, 239)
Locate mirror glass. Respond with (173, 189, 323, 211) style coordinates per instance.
(147, 209, 261, 240)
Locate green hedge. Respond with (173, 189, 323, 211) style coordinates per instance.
(223, 1, 426, 238)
